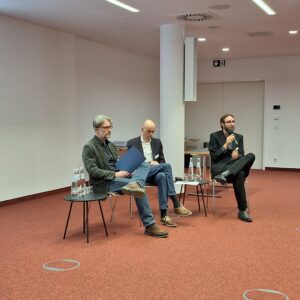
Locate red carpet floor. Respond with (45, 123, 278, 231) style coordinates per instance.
(0, 169, 299, 299)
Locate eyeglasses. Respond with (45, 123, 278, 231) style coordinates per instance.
(225, 120, 235, 124)
(100, 126, 113, 130)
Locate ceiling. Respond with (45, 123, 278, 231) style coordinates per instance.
(0, 0, 300, 60)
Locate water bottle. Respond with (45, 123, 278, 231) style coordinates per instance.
(187, 157, 194, 181)
(77, 167, 84, 197)
(71, 169, 78, 196)
(195, 157, 202, 181)
(80, 167, 87, 196)
(74, 168, 81, 197)
(79, 167, 84, 184)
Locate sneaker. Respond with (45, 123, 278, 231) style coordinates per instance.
(174, 205, 192, 217)
(238, 210, 252, 222)
(160, 216, 177, 227)
(122, 182, 145, 198)
(144, 224, 168, 238)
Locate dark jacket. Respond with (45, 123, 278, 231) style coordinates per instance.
(82, 136, 118, 194)
(127, 136, 165, 163)
(209, 130, 244, 177)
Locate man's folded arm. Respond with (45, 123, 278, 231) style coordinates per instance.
(82, 145, 115, 180)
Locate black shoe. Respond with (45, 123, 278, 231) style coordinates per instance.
(214, 174, 227, 185)
(238, 210, 252, 222)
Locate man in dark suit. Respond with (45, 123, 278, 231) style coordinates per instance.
(209, 113, 255, 222)
(127, 120, 192, 228)
(82, 115, 168, 238)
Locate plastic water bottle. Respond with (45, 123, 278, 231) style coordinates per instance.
(195, 157, 202, 181)
(74, 168, 81, 197)
(79, 167, 87, 196)
(77, 167, 84, 197)
(71, 169, 78, 196)
(188, 157, 194, 181)
(79, 167, 84, 184)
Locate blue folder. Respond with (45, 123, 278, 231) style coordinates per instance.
(116, 146, 146, 173)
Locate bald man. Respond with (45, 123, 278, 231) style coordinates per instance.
(127, 120, 192, 227)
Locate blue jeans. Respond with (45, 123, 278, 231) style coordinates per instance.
(109, 162, 155, 227)
(146, 163, 176, 211)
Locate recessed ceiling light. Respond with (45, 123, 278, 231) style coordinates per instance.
(209, 4, 231, 10)
(198, 37, 206, 42)
(222, 48, 230, 52)
(289, 30, 298, 35)
(105, 0, 140, 13)
(252, 0, 276, 15)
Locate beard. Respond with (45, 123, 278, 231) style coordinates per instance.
(223, 125, 235, 134)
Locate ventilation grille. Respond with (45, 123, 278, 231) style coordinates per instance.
(247, 31, 273, 37)
(176, 11, 221, 22)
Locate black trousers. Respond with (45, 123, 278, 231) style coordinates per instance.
(220, 153, 255, 211)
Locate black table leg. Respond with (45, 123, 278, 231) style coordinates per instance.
(183, 185, 187, 206)
(86, 201, 89, 243)
(199, 184, 207, 217)
(178, 185, 183, 203)
(83, 202, 85, 234)
(196, 185, 201, 212)
(98, 200, 108, 237)
(63, 202, 73, 239)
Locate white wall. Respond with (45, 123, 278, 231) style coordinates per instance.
(197, 56, 300, 168)
(0, 15, 159, 201)
(75, 37, 160, 167)
(0, 15, 77, 201)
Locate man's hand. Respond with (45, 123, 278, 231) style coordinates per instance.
(150, 160, 159, 166)
(224, 134, 235, 149)
(231, 149, 239, 160)
(115, 171, 130, 178)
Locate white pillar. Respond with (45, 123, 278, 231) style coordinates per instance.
(160, 24, 185, 179)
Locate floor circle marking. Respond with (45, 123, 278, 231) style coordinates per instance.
(243, 288, 289, 300)
(43, 259, 80, 272)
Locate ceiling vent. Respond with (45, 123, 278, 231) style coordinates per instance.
(247, 31, 273, 37)
(176, 11, 221, 22)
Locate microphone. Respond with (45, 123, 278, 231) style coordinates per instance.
(227, 128, 234, 135)
(227, 129, 239, 147)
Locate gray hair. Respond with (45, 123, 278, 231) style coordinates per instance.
(93, 114, 113, 129)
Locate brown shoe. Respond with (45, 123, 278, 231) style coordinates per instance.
(160, 216, 177, 227)
(122, 182, 145, 198)
(174, 205, 192, 217)
(144, 224, 168, 238)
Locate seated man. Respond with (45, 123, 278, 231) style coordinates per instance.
(82, 114, 168, 238)
(209, 113, 255, 222)
(127, 120, 192, 228)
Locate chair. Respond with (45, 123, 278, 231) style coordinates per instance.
(210, 179, 250, 213)
(109, 192, 139, 222)
(109, 185, 156, 228)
